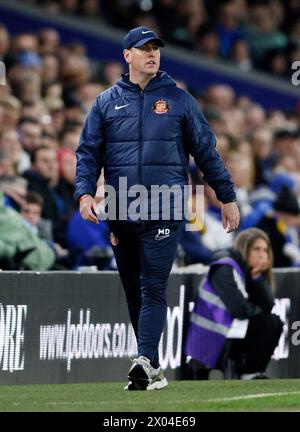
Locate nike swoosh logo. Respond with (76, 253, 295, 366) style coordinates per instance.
(155, 234, 170, 241)
(141, 30, 152, 34)
(115, 104, 130, 110)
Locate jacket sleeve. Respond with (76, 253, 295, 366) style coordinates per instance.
(209, 264, 263, 319)
(74, 97, 106, 202)
(247, 276, 274, 313)
(183, 94, 236, 203)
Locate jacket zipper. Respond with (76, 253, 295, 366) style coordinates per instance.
(138, 89, 144, 185)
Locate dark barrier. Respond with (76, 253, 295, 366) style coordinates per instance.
(266, 270, 300, 378)
(0, 271, 188, 385)
(0, 269, 299, 385)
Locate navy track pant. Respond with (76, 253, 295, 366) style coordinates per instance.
(108, 220, 182, 368)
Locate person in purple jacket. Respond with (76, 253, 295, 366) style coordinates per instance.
(75, 26, 240, 390)
(186, 228, 283, 380)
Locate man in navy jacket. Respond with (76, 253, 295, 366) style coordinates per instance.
(75, 26, 240, 390)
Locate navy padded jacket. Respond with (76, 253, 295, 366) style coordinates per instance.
(75, 71, 236, 215)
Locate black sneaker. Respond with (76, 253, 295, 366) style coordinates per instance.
(124, 356, 168, 391)
(127, 356, 151, 390)
(124, 380, 144, 390)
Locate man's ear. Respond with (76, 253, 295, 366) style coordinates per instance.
(123, 49, 131, 64)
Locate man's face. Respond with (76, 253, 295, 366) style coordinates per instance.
(2, 105, 20, 128)
(0, 157, 14, 177)
(34, 148, 58, 181)
(0, 130, 21, 155)
(19, 122, 42, 153)
(124, 42, 160, 77)
(276, 211, 300, 227)
(21, 202, 41, 226)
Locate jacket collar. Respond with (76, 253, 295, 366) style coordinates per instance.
(117, 70, 176, 92)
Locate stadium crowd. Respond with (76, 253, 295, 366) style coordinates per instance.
(28, 0, 300, 78)
(1, 2, 300, 271)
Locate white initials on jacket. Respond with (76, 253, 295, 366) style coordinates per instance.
(155, 228, 171, 241)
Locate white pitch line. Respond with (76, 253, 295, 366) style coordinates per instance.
(8, 391, 300, 408)
(206, 390, 300, 403)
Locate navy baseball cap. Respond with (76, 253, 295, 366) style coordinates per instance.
(123, 26, 165, 50)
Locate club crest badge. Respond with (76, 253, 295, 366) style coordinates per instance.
(152, 99, 169, 114)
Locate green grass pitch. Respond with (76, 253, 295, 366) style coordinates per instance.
(0, 379, 300, 412)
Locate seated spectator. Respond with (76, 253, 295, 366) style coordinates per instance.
(262, 48, 289, 78)
(179, 184, 233, 265)
(20, 191, 53, 242)
(185, 228, 283, 380)
(63, 95, 86, 126)
(196, 27, 220, 60)
(244, 104, 266, 134)
(67, 209, 114, 270)
(38, 28, 60, 55)
(41, 53, 60, 85)
(20, 100, 45, 124)
(213, 0, 246, 58)
(97, 61, 124, 87)
(43, 96, 65, 134)
(0, 190, 55, 270)
(223, 149, 259, 229)
(0, 175, 27, 211)
(20, 191, 79, 269)
(23, 145, 67, 244)
(244, 2, 288, 66)
(11, 71, 42, 105)
(60, 53, 91, 93)
(23, 145, 59, 217)
(0, 95, 21, 133)
(203, 105, 225, 136)
(0, 150, 15, 178)
(18, 117, 42, 156)
(205, 84, 235, 111)
(257, 185, 300, 267)
(273, 129, 300, 161)
(152, 0, 186, 45)
(75, 82, 106, 111)
(0, 128, 31, 174)
(43, 81, 63, 99)
(230, 39, 253, 71)
(249, 127, 275, 186)
(60, 129, 80, 152)
(247, 171, 295, 232)
(11, 32, 39, 54)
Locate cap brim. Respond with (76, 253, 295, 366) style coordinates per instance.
(133, 37, 165, 48)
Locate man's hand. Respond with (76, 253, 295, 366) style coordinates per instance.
(221, 201, 240, 233)
(79, 195, 99, 224)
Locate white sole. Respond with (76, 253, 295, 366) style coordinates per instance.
(147, 377, 168, 390)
